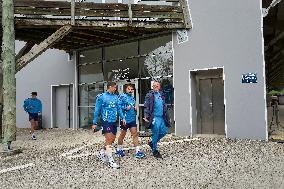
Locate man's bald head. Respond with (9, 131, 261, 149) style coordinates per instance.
(152, 81, 161, 92)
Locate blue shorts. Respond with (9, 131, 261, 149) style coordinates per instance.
(29, 113, 39, 121)
(120, 121, 137, 130)
(102, 121, 117, 135)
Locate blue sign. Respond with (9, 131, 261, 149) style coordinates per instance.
(242, 73, 257, 83)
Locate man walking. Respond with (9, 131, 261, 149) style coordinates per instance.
(144, 81, 170, 158)
(116, 84, 145, 158)
(23, 92, 42, 140)
(92, 82, 126, 169)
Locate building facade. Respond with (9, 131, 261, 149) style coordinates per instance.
(16, 0, 267, 140)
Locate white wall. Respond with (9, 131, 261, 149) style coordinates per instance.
(16, 41, 75, 128)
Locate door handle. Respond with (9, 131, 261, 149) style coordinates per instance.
(209, 102, 213, 107)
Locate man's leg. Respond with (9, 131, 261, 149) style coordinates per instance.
(130, 126, 145, 158)
(30, 118, 37, 140)
(103, 124, 119, 168)
(151, 118, 159, 152)
(156, 118, 167, 142)
(116, 129, 127, 157)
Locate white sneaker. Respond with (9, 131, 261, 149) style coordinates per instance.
(31, 134, 37, 140)
(97, 149, 107, 163)
(108, 159, 120, 169)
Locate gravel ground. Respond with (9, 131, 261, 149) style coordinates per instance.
(1, 128, 284, 189)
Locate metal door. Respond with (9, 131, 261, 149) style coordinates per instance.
(199, 78, 224, 134)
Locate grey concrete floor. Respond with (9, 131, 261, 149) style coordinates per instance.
(1, 128, 284, 189)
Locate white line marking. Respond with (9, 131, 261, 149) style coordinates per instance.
(61, 143, 94, 157)
(0, 163, 35, 174)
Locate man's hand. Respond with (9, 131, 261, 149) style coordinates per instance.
(91, 124, 97, 131)
(126, 105, 132, 110)
(143, 117, 149, 122)
(134, 105, 138, 111)
(122, 119, 126, 126)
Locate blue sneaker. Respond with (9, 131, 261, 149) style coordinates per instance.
(115, 149, 125, 157)
(135, 151, 145, 159)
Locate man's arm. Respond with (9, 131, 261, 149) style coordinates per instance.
(144, 92, 151, 120)
(23, 99, 29, 112)
(93, 94, 103, 125)
(118, 94, 127, 111)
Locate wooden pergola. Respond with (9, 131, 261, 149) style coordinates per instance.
(0, 0, 191, 72)
(263, 0, 284, 88)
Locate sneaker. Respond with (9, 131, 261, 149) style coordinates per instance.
(135, 151, 145, 159)
(31, 134, 37, 140)
(115, 149, 125, 157)
(97, 150, 107, 163)
(108, 156, 120, 169)
(153, 150, 162, 158)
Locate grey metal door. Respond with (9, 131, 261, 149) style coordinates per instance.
(199, 78, 225, 134)
(55, 85, 73, 128)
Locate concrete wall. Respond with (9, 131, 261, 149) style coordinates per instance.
(173, 0, 267, 139)
(16, 41, 75, 128)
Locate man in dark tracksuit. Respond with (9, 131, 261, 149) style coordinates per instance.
(144, 81, 170, 158)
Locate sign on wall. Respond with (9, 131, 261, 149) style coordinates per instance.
(242, 73, 257, 83)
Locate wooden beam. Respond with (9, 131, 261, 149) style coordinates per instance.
(265, 31, 284, 52)
(15, 19, 184, 29)
(71, 0, 75, 25)
(15, 41, 35, 60)
(16, 25, 72, 72)
(179, 0, 192, 29)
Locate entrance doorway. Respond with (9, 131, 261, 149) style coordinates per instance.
(51, 84, 74, 129)
(191, 68, 225, 135)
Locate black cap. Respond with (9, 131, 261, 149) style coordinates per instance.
(31, 92, 37, 96)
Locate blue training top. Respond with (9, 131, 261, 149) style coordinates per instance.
(154, 92, 163, 117)
(23, 98, 42, 113)
(93, 92, 125, 124)
(119, 93, 136, 123)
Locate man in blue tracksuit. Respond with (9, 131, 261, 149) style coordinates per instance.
(23, 92, 42, 140)
(92, 82, 126, 169)
(115, 84, 145, 159)
(144, 81, 170, 158)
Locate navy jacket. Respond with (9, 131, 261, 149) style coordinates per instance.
(144, 90, 170, 129)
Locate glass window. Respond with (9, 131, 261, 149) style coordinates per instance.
(79, 63, 104, 83)
(139, 79, 152, 104)
(105, 41, 138, 60)
(79, 48, 102, 65)
(79, 85, 89, 106)
(79, 83, 104, 106)
(140, 35, 172, 55)
(104, 58, 139, 81)
(139, 43, 173, 78)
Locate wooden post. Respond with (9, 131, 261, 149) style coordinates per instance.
(1, 0, 16, 147)
(71, 0, 75, 25)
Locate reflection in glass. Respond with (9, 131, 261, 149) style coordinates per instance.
(79, 63, 103, 83)
(140, 35, 172, 55)
(79, 48, 102, 65)
(105, 41, 138, 60)
(79, 83, 104, 106)
(142, 42, 173, 78)
(104, 58, 139, 81)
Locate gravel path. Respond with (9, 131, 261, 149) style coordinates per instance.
(1, 128, 284, 189)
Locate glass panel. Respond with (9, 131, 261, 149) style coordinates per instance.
(79, 107, 100, 129)
(79, 83, 104, 106)
(140, 35, 172, 55)
(79, 63, 104, 83)
(88, 83, 104, 106)
(79, 85, 89, 106)
(105, 41, 138, 60)
(104, 58, 139, 81)
(139, 79, 152, 104)
(138, 106, 147, 131)
(79, 48, 102, 65)
(161, 78, 174, 105)
(139, 45, 173, 78)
